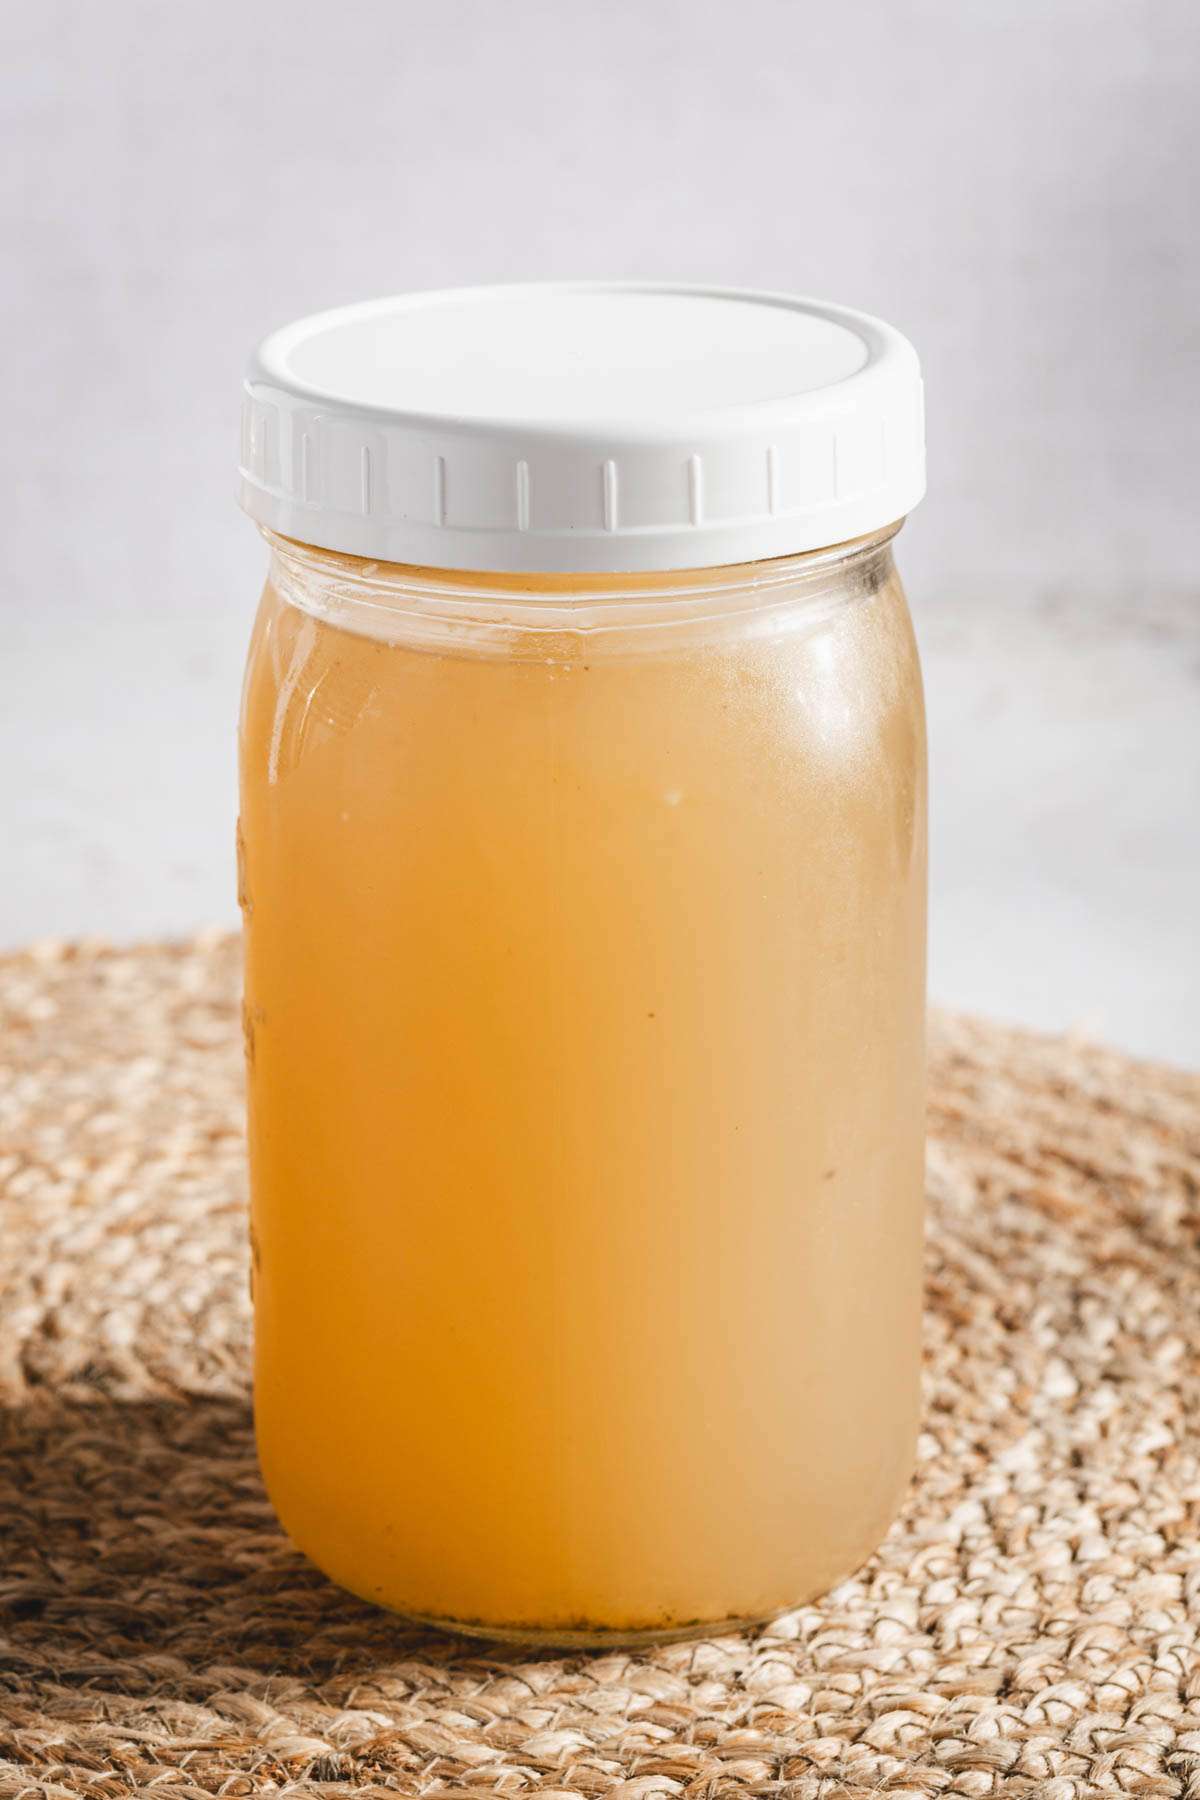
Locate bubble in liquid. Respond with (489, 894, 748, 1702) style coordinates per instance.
(242, 997, 265, 1069)
(249, 1222, 261, 1302)
(236, 819, 253, 918)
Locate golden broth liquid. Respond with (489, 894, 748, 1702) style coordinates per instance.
(238, 545, 927, 1643)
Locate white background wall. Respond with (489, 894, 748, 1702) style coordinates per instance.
(5, 0, 1199, 1061)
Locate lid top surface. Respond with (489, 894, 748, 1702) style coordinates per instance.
(258, 284, 877, 429)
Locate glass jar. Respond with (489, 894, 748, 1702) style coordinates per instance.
(237, 284, 928, 1645)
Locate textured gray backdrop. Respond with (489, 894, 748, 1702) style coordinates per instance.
(5, 0, 1198, 1059)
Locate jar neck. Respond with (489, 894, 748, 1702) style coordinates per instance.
(263, 522, 904, 655)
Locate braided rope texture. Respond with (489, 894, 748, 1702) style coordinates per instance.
(2, 937, 1199, 1799)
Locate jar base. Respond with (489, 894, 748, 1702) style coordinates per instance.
(395, 1605, 785, 1650)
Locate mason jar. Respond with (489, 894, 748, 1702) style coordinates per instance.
(237, 283, 927, 1645)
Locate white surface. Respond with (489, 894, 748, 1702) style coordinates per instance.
(4, 0, 1198, 1064)
(241, 285, 924, 571)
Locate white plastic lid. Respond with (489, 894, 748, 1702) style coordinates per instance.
(239, 283, 924, 574)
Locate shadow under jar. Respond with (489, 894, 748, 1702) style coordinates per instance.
(236, 284, 928, 1646)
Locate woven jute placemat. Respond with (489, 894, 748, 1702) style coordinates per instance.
(2, 937, 1199, 1799)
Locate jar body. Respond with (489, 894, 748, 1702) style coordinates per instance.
(238, 530, 927, 1644)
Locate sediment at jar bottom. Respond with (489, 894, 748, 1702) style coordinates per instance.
(259, 1437, 919, 1648)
